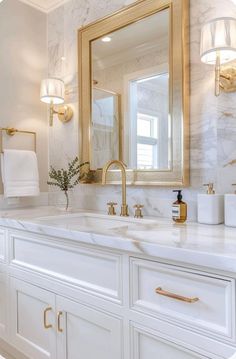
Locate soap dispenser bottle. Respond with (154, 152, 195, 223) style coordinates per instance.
(197, 183, 224, 225)
(172, 190, 187, 223)
(225, 184, 236, 227)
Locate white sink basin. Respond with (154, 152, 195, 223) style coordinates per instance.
(36, 212, 157, 232)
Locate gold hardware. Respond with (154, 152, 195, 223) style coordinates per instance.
(50, 103, 73, 127)
(155, 287, 199, 303)
(134, 204, 144, 218)
(44, 307, 53, 329)
(57, 106, 74, 123)
(57, 311, 63, 332)
(224, 159, 236, 167)
(0, 127, 37, 154)
(102, 160, 129, 217)
(215, 52, 221, 97)
(220, 64, 236, 93)
(203, 183, 215, 194)
(107, 202, 117, 216)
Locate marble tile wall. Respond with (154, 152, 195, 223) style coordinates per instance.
(48, 0, 236, 220)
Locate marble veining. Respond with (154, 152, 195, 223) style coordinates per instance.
(47, 0, 236, 221)
(1, 207, 236, 274)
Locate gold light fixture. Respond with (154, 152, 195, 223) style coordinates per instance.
(200, 17, 236, 96)
(40, 78, 73, 126)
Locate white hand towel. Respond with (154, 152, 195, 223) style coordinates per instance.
(1, 149, 40, 198)
(229, 353, 236, 359)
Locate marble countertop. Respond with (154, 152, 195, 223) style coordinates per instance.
(1, 206, 236, 274)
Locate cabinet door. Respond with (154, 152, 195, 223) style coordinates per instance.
(56, 296, 122, 359)
(0, 271, 6, 339)
(132, 324, 210, 359)
(10, 278, 57, 359)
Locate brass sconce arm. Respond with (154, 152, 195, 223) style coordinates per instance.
(49, 102, 73, 127)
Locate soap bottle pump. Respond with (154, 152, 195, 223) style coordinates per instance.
(172, 190, 187, 223)
(197, 183, 224, 225)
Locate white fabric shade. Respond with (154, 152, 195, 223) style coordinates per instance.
(40, 78, 65, 105)
(200, 17, 236, 64)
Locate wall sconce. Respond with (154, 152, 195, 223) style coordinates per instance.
(200, 17, 236, 96)
(40, 78, 73, 126)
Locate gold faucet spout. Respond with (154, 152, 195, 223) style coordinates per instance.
(102, 160, 129, 217)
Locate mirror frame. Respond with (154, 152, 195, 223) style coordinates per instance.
(78, 0, 189, 186)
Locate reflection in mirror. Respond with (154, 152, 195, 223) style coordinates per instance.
(91, 8, 170, 171)
(91, 87, 120, 169)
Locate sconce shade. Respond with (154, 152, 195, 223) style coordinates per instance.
(200, 17, 236, 64)
(40, 78, 65, 105)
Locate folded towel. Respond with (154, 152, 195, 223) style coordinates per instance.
(1, 149, 40, 198)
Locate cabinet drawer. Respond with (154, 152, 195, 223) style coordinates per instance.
(131, 324, 210, 359)
(130, 258, 235, 340)
(10, 232, 122, 303)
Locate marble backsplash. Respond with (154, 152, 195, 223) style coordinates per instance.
(47, 0, 236, 221)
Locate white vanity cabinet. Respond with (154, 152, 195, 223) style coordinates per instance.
(1, 226, 236, 359)
(9, 278, 122, 359)
(0, 229, 7, 340)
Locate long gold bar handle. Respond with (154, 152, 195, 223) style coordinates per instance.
(44, 307, 53, 329)
(57, 311, 63, 333)
(155, 287, 199, 303)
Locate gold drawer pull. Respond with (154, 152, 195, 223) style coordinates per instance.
(44, 307, 53, 329)
(155, 287, 199, 303)
(57, 311, 63, 333)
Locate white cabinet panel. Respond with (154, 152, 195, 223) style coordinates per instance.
(10, 278, 56, 359)
(10, 233, 122, 302)
(131, 258, 235, 340)
(56, 296, 122, 359)
(0, 272, 6, 339)
(131, 324, 210, 359)
(0, 229, 6, 262)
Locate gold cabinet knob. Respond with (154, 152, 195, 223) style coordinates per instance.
(107, 202, 117, 216)
(133, 204, 144, 218)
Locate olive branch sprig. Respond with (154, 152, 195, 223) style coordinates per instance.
(47, 157, 89, 210)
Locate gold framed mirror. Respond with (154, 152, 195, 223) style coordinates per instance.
(78, 0, 189, 186)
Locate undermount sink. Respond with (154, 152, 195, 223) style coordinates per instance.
(35, 212, 157, 232)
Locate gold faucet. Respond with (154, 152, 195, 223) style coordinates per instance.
(102, 160, 129, 217)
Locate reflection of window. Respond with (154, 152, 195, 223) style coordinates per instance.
(137, 113, 158, 169)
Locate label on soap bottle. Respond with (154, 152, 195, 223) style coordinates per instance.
(172, 204, 180, 219)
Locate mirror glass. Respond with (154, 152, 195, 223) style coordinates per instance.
(91, 87, 121, 169)
(91, 8, 170, 170)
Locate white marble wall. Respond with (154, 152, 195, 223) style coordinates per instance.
(47, 0, 236, 220)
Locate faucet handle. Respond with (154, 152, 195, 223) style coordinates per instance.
(134, 204, 144, 218)
(107, 202, 117, 216)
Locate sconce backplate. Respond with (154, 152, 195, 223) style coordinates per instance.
(57, 106, 73, 123)
(220, 65, 236, 93)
